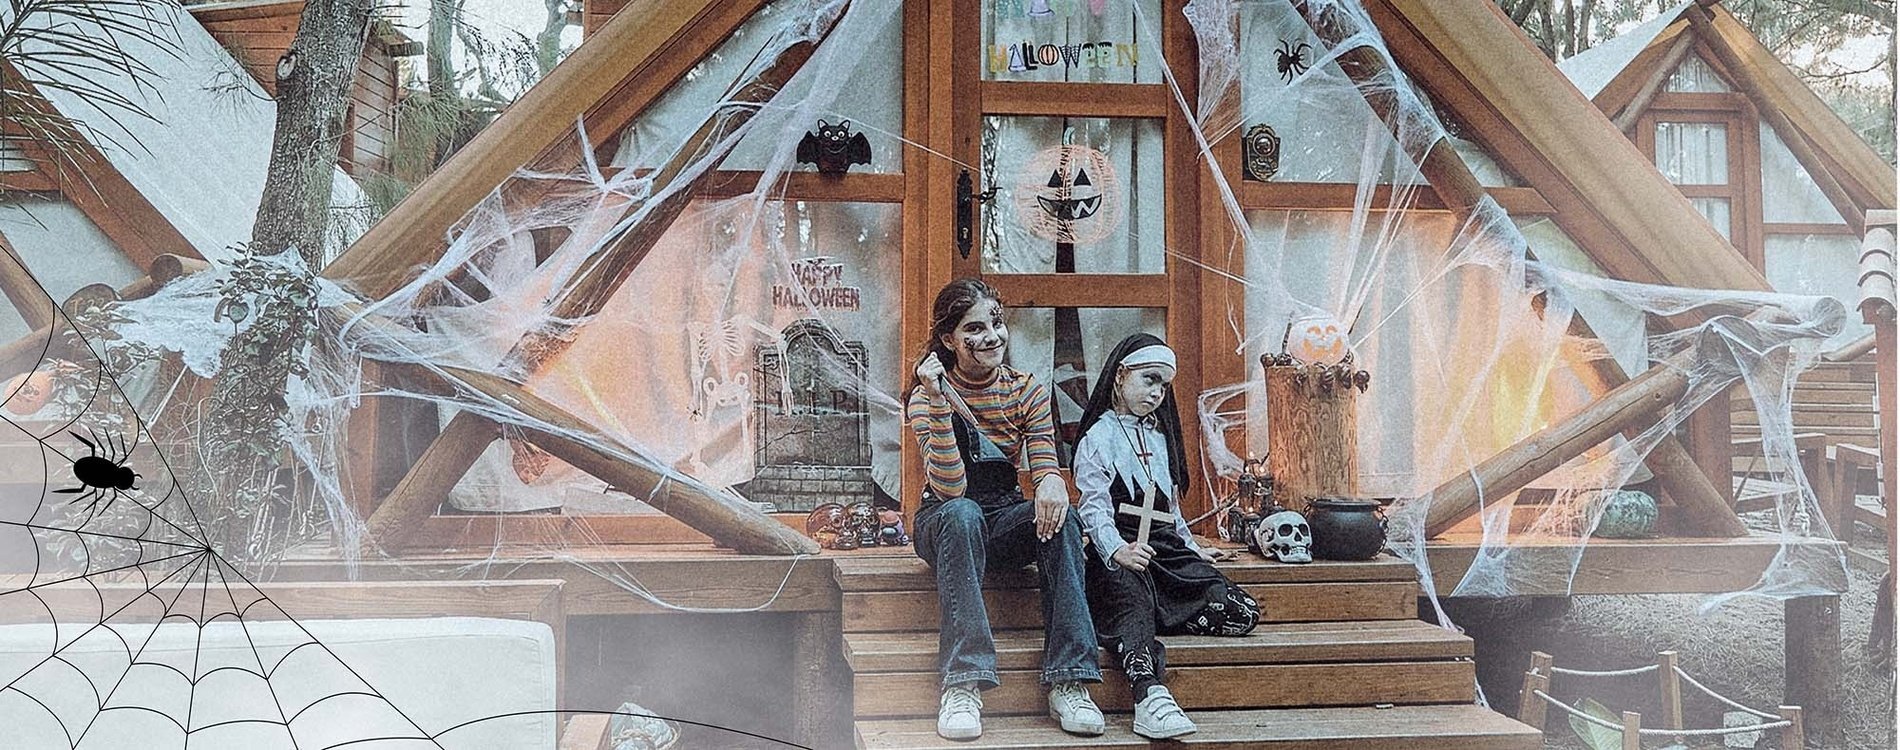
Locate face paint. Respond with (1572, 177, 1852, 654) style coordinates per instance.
(1114, 363, 1175, 418)
(941, 299, 1008, 380)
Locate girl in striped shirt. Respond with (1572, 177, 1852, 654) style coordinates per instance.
(906, 278, 1104, 741)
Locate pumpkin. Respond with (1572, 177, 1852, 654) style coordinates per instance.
(1014, 144, 1124, 245)
(1, 369, 57, 416)
(1287, 314, 1350, 366)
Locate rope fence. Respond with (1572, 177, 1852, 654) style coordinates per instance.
(1517, 649, 1806, 750)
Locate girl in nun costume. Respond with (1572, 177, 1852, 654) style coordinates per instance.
(1072, 333, 1261, 739)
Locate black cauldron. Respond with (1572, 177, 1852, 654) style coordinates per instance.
(1307, 498, 1387, 560)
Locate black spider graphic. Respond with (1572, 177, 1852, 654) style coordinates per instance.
(54, 430, 140, 516)
(1276, 39, 1311, 83)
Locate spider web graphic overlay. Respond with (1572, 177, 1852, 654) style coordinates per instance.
(0, 263, 527, 748)
(0, 248, 815, 748)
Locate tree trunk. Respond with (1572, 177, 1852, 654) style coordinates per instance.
(253, 0, 374, 266)
(428, 0, 463, 164)
(197, 0, 374, 561)
(536, 0, 569, 75)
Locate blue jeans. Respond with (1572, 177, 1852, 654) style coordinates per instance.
(913, 496, 1103, 691)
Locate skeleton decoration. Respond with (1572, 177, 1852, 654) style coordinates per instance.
(1243, 123, 1281, 182)
(1256, 509, 1313, 564)
(796, 119, 872, 174)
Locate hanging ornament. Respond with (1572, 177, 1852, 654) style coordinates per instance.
(1275, 39, 1312, 83)
(1014, 144, 1123, 245)
(795, 119, 872, 174)
(1243, 123, 1282, 182)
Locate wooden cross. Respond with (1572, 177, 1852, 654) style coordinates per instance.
(1118, 474, 1173, 547)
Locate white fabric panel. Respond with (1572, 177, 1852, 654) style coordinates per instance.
(0, 617, 556, 749)
(1759, 119, 1849, 224)
(1653, 121, 1729, 185)
(1005, 307, 1165, 425)
(1765, 233, 1872, 348)
(982, 116, 1166, 274)
(1515, 218, 1649, 378)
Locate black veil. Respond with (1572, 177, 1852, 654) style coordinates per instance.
(1072, 332, 1190, 497)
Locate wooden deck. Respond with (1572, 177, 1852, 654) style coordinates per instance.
(273, 532, 1846, 612)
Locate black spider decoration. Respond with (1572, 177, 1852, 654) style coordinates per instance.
(1276, 39, 1311, 83)
(796, 119, 872, 174)
(54, 430, 140, 516)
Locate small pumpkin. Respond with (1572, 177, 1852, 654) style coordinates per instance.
(1, 369, 57, 415)
(1287, 314, 1350, 366)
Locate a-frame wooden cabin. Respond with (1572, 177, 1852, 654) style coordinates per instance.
(278, 0, 1868, 746)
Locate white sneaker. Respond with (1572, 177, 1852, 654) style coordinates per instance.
(1046, 681, 1105, 736)
(937, 684, 983, 740)
(1133, 686, 1198, 739)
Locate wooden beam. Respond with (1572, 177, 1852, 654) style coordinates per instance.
(0, 254, 208, 381)
(985, 273, 1171, 309)
(980, 81, 1173, 118)
(499, 3, 847, 375)
(1686, 7, 1866, 232)
(423, 364, 819, 555)
(1423, 535, 1845, 596)
(1422, 358, 1691, 537)
(1238, 182, 1553, 214)
(0, 234, 51, 330)
(363, 411, 500, 552)
(1590, 19, 1690, 117)
(1299, 0, 1745, 539)
(1610, 26, 1696, 132)
(322, 0, 759, 297)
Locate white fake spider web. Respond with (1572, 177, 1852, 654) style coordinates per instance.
(0, 266, 810, 749)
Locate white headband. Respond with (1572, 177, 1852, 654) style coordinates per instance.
(1120, 344, 1176, 371)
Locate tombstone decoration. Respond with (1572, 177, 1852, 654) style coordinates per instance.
(743, 319, 873, 512)
(1243, 123, 1281, 182)
(1014, 144, 1123, 245)
(796, 119, 873, 174)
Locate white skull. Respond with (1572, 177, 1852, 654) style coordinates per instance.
(1256, 509, 1312, 564)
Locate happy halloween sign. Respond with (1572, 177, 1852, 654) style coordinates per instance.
(773, 257, 862, 311)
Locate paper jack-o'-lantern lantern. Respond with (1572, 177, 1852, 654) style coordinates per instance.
(1014, 145, 1124, 246)
(1, 369, 58, 416)
(1287, 315, 1351, 366)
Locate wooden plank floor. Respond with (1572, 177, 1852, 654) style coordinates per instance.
(856, 705, 1543, 749)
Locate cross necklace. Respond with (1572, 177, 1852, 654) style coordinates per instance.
(1115, 415, 1174, 547)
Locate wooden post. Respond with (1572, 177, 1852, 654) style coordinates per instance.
(1620, 710, 1641, 750)
(1857, 210, 1896, 570)
(1657, 650, 1682, 738)
(1264, 363, 1358, 511)
(1517, 670, 1549, 731)
(1777, 705, 1805, 750)
(1784, 595, 1841, 748)
(790, 610, 847, 749)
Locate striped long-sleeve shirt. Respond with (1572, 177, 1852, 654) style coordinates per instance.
(906, 365, 1061, 500)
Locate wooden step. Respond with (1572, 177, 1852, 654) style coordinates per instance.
(844, 620, 1470, 674)
(835, 555, 1417, 592)
(855, 704, 1542, 749)
(1730, 388, 1877, 405)
(853, 658, 1474, 718)
(842, 580, 1419, 633)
